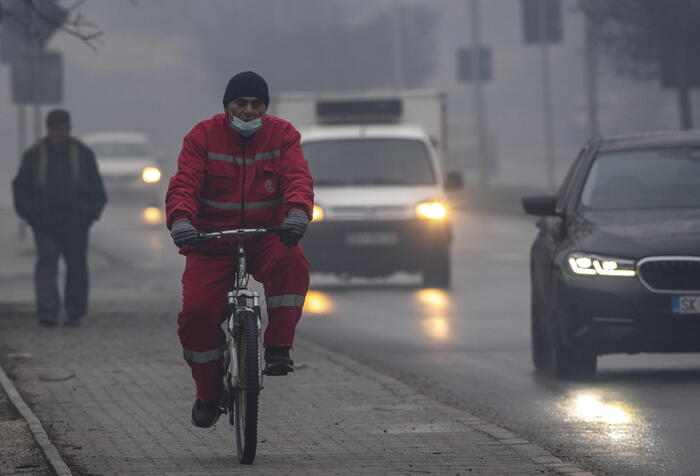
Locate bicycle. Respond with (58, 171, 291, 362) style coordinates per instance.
(198, 226, 278, 464)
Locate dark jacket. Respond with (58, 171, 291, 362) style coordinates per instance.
(12, 137, 107, 230)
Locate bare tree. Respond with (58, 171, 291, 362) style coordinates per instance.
(580, 0, 700, 129)
(0, 0, 102, 50)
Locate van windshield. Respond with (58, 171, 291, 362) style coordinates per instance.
(91, 142, 151, 158)
(303, 138, 436, 186)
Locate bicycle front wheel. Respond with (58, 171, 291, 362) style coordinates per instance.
(235, 310, 260, 464)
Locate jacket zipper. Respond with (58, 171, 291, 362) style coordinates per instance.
(240, 139, 247, 227)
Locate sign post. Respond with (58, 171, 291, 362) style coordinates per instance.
(458, 0, 494, 186)
(521, 0, 562, 190)
(1, 0, 66, 238)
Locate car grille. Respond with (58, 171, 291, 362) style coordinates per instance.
(638, 257, 700, 292)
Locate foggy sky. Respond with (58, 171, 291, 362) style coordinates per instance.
(0, 0, 691, 207)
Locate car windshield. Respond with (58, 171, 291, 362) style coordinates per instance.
(579, 147, 700, 210)
(90, 142, 150, 158)
(302, 138, 436, 186)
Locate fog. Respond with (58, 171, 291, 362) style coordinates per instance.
(0, 0, 692, 207)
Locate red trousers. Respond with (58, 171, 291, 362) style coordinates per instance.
(178, 234, 309, 403)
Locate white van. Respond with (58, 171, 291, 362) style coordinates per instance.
(301, 124, 456, 288)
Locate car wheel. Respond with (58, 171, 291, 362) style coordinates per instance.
(531, 293, 552, 371)
(423, 246, 451, 289)
(551, 318, 597, 379)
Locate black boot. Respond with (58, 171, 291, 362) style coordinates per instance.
(264, 346, 294, 376)
(191, 398, 221, 428)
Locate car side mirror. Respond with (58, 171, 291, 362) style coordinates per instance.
(445, 171, 463, 190)
(522, 195, 559, 216)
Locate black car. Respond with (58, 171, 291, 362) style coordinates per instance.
(523, 131, 700, 378)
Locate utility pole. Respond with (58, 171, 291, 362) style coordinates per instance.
(538, 0, 556, 191)
(392, 0, 405, 89)
(468, 0, 489, 186)
(31, 30, 42, 143)
(17, 105, 27, 238)
(584, 10, 599, 138)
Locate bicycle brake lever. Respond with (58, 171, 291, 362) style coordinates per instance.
(197, 232, 221, 242)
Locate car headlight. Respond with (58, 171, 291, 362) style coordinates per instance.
(415, 201, 447, 220)
(312, 205, 324, 222)
(142, 166, 162, 183)
(567, 252, 636, 277)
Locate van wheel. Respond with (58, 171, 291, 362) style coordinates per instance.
(423, 247, 450, 289)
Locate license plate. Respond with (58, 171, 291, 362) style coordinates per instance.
(345, 231, 399, 247)
(672, 296, 700, 314)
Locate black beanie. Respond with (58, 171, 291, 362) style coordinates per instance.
(222, 71, 269, 108)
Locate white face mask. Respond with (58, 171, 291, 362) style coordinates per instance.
(230, 115, 262, 137)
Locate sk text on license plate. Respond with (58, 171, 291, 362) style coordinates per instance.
(672, 296, 700, 314)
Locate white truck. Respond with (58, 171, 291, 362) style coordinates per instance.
(271, 90, 461, 288)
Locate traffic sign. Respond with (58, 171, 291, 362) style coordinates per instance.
(11, 51, 63, 104)
(521, 0, 562, 45)
(457, 47, 492, 83)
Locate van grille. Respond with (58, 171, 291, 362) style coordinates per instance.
(328, 205, 409, 220)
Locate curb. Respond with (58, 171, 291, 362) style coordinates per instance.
(297, 337, 596, 476)
(0, 362, 73, 476)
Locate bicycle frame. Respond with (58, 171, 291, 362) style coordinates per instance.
(227, 232, 263, 390)
(199, 228, 276, 391)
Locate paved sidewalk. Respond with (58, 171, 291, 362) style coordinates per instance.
(0, 305, 588, 476)
(0, 206, 592, 475)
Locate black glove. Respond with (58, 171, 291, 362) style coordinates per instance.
(170, 219, 199, 247)
(278, 209, 309, 248)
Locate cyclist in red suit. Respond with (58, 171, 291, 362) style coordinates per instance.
(166, 71, 314, 427)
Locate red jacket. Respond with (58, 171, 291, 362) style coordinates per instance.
(166, 113, 314, 254)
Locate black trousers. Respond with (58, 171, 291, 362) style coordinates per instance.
(33, 227, 89, 320)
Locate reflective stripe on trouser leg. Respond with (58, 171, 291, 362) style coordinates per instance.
(266, 294, 305, 309)
(265, 293, 306, 347)
(247, 237, 309, 347)
(179, 253, 235, 403)
(183, 345, 225, 363)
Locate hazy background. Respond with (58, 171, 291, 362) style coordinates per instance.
(0, 0, 693, 207)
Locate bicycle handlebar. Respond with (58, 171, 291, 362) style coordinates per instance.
(197, 226, 282, 242)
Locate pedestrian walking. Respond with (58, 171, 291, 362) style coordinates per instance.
(12, 109, 107, 327)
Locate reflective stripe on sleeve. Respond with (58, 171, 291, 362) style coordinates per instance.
(208, 151, 280, 164)
(207, 152, 253, 165)
(254, 150, 281, 161)
(266, 294, 305, 309)
(183, 345, 225, 364)
(200, 198, 282, 210)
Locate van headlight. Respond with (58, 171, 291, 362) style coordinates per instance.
(312, 205, 325, 222)
(567, 252, 636, 277)
(415, 201, 447, 220)
(142, 166, 162, 183)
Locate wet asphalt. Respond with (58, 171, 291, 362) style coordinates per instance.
(90, 199, 700, 476)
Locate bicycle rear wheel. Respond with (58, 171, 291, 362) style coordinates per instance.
(235, 310, 260, 464)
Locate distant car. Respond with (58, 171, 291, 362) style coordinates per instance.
(81, 132, 163, 203)
(523, 131, 700, 378)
